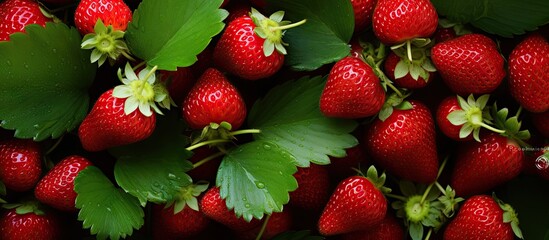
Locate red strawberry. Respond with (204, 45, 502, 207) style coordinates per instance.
(74, 0, 132, 35)
(0, 139, 42, 192)
(329, 145, 370, 182)
(364, 100, 439, 183)
(522, 144, 549, 180)
(319, 56, 386, 118)
(160, 67, 196, 105)
(436, 96, 476, 141)
(238, 210, 293, 240)
(200, 187, 261, 231)
(384, 51, 435, 89)
(0, 204, 61, 240)
(431, 33, 506, 95)
(433, 26, 457, 43)
(34, 155, 93, 212)
(182, 68, 247, 130)
(508, 33, 549, 113)
(151, 204, 210, 240)
(78, 89, 156, 151)
(339, 214, 405, 240)
(372, 0, 438, 45)
(318, 173, 387, 236)
(350, 0, 377, 33)
(531, 111, 549, 138)
(443, 195, 523, 240)
(213, 9, 303, 80)
(79, 64, 172, 151)
(450, 133, 524, 197)
(289, 164, 331, 212)
(221, 0, 230, 8)
(0, 0, 52, 41)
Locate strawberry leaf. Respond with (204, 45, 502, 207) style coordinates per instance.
(217, 140, 298, 221)
(0, 22, 96, 141)
(75, 166, 144, 240)
(248, 76, 358, 167)
(431, 0, 549, 37)
(125, 0, 228, 70)
(268, 0, 354, 71)
(110, 113, 193, 207)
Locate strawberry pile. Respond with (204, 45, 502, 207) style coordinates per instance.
(0, 0, 548, 239)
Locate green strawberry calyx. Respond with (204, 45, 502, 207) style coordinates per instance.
(447, 94, 505, 142)
(493, 193, 524, 239)
(357, 165, 391, 194)
(112, 62, 176, 117)
(490, 104, 532, 148)
(81, 19, 135, 67)
(250, 8, 307, 57)
(391, 45, 437, 82)
(166, 181, 209, 213)
(3, 201, 45, 216)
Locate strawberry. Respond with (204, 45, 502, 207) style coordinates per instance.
(436, 96, 471, 141)
(508, 33, 549, 113)
(34, 155, 93, 212)
(433, 26, 457, 43)
(339, 214, 405, 240)
(0, 0, 52, 41)
(522, 144, 549, 180)
(329, 145, 370, 182)
(431, 33, 506, 95)
(318, 169, 388, 236)
(384, 51, 435, 89)
(182, 68, 247, 130)
(531, 111, 549, 138)
(319, 56, 386, 118)
(160, 67, 196, 105)
(0, 203, 61, 240)
(350, 0, 377, 33)
(151, 204, 210, 240)
(0, 139, 42, 192)
(289, 164, 331, 212)
(238, 210, 293, 240)
(213, 9, 304, 80)
(450, 133, 524, 197)
(74, 0, 132, 35)
(443, 195, 523, 240)
(200, 187, 261, 231)
(226, 2, 251, 23)
(79, 63, 173, 151)
(364, 100, 439, 184)
(372, 0, 438, 45)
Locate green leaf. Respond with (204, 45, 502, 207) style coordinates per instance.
(409, 222, 424, 240)
(110, 113, 193, 206)
(75, 166, 144, 240)
(217, 141, 298, 221)
(125, 0, 228, 70)
(394, 60, 410, 79)
(272, 230, 325, 240)
(431, 0, 549, 37)
(248, 76, 358, 167)
(268, 0, 354, 71)
(0, 22, 96, 141)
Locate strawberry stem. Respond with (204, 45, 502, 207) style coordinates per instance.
(186, 139, 231, 151)
(480, 122, 506, 134)
(45, 135, 64, 155)
(132, 61, 147, 71)
(271, 19, 307, 31)
(255, 214, 272, 240)
(228, 129, 261, 136)
(406, 40, 413, 62)
(420, 156, 448, 204)
(425, 228, 433, 240)
(192, 151, 225, 169)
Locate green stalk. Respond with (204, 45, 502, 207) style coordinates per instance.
(255, 214, 272, 240)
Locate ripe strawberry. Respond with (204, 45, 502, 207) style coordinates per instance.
(384, 51, 435, 89)
(0, 139, 42, 192)
(151, 204, 210, 240)
(329, 145, 370, 182)
(350, 0, 377, 33)
(508, 33, 549, 113)
(319, 56, 386, 118)
(182, 68, 247, 130)
(436, 96, 469, 141)
(74, 0, 132, 35)
(200, 187, 261, 231)
(0, 204, 61, 240)
(450, 133, 524, 197)
(443, 195, 523, 240)
(431, 33, 506, 95)
(160, 67, 196, 105)
(79, 64, 172, 151)
(372, 0, 438, 45)
(0, 0, 52, 41)
(238, 210, 293, 240)
(318, 173, 387, 236)
(213, 9, 303, 80)
(433, 26, 457, 43)
(289, 164, 330, 212)
(364, 100, 439, 184)
(78, 89, 156, 151)
(522, 144, 549, 180)
(531, 111, 549, 138)
(34, 155, 93, 212)
(339, 214, 405, 240)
